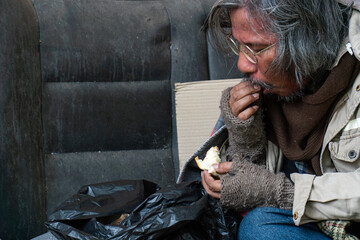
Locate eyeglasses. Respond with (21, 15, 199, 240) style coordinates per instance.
(226, 34, 276, 64)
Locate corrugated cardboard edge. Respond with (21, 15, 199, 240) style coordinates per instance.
(175, 78, 242, 171)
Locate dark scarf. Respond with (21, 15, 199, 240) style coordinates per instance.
(265, 53, 360, 175)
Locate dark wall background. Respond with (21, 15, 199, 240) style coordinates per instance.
(0, 0, 243, 239)
(0, 0, 46, 238)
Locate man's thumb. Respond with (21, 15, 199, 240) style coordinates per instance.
(214, 162, 232, 174)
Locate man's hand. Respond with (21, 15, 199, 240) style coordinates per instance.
(229, 82, 261, 120)
(201, 162, 232, 199)
(219, 160, 294, 212)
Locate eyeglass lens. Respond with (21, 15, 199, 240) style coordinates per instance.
(240, 45, 257, 64)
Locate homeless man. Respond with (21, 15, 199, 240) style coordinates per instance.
(200, 0, 360, 239)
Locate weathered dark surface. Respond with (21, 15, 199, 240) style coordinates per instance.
(0, 0, 244, 239)
(42, 81, 172, 153)
(32, 0, 176, 219)
(45, 149, 173, 215)
(35, 0, 171, 83)
(0, 0, 46, 239)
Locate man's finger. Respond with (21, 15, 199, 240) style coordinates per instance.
(231, 95, 259, 119)
(230, 83, 260, 104)
(207, 189, 221, 199)
(214, 162, 233, 174)
(203, 170, 221, 192)
(237, 105, 259, 120)
(201, 171, 221, 199)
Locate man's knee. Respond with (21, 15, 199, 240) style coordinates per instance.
(237, 207, 330, 240)
(238, 207, 298, 239)
(238, 208, 273, 239)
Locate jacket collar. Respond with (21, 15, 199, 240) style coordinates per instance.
(336, 0, 360, 10)
(332, 9, 360, 68)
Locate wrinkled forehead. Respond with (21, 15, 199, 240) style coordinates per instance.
(229, 7, 276, 40)
(230, 7, 267, 33)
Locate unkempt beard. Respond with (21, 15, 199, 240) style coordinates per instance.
(243, 77, 305, 103)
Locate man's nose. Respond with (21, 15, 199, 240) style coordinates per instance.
(237, 53, 257, 74)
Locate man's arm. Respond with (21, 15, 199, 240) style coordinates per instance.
(201, 81, 264, 197)
(220, 83, 266, 164)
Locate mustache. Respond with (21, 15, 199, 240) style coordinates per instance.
(242, 77, 273, 90)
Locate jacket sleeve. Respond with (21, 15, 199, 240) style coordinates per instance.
(290, 170, 360, 225)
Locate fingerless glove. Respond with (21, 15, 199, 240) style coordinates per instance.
(220, 87, 266, 164)
(220, 159, 294, 212)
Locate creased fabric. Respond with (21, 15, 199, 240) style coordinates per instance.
(265, 53, 360, 175)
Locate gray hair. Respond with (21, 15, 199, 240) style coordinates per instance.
(206, 0, 352, 87)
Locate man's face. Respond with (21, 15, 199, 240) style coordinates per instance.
(230, 8, 302, 98)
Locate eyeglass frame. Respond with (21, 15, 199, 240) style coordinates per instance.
(226, 34, 276, 64)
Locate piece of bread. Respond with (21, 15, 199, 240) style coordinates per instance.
(195, 146, 221, 177)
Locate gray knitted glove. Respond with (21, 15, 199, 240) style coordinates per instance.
(220, 87, 266, 164)
(220, 159, 294, 212)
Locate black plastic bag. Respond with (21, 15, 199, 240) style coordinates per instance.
(46, 180, 240, 240)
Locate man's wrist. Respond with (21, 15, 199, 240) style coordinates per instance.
(277, 177, 294, 210)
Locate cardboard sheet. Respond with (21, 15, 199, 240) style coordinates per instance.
(175, 78, 242, 170)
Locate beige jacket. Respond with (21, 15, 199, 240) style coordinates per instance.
(266, 9, 360, 225)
